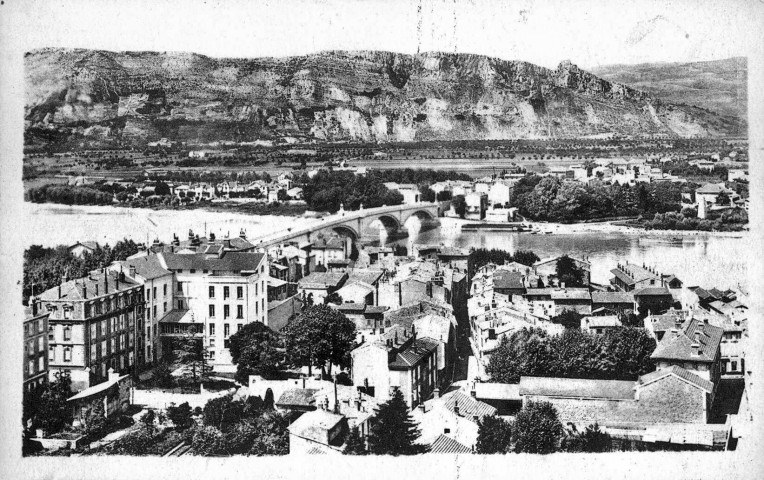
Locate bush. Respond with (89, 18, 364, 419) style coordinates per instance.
(513, 401, 562, 454)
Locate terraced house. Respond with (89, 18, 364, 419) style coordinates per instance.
(39, 269, 145, 391)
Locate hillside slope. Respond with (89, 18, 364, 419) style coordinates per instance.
(591, 57, 747, 121)
(24, 49, 743, 147)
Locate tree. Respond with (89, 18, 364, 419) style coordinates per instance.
(513, 250, 540, 267)
(551, 309, 583, 329)
(716, 191, 730, 206)
(172, 329, 211, 384)
(344, 426, 368, 455)
(452, 195, 467, 218)
(203, 395, 246, 433)
(25, 371, 74, 434)
(561, 423, 612, 453)
(277, 189, 290, 202)
(324, 292, 343, 305)
(513, 401, 562, 454)
(367, 389, 425, 455)
(140, 409, 156, 431)
(166, 402, 194, 429)
(151, 361, 175, 389)
(555, 255, 586, 287)
(228, 322, 283, 384)
(282, 304, 356, 377)
(418, 184, 436, 203)
(476, 415, 513, 454)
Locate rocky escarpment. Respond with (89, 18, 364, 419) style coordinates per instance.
(24, 48, 743, 146)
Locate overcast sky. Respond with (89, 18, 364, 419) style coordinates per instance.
(2, 0, 760, 69)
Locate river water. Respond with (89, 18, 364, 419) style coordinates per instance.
(24, 203, 750, 292)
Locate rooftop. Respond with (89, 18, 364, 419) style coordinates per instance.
(429, 434, 472, 454)
(430, 389, 497, 422)
(651, 318, 723, 363)
(277, 388, 320, 409)
(638, 365, 714, 393)
(287, 409, 345, 445)
(591, 291, 635, 304)
(40, 269, 141, 302)
(519, 376, 636, 401)
(159, 251, 265, 273)
(389, 337, 440, 370)
(116, 255, 171, 280)
(493, 270, 525, 290)
(298, 272, 347, 289)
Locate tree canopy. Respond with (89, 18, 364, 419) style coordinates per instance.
(281, 304, 356, 377)
(513, 401, 562, 454)
(476, 415, 513, 454)
(228, 322, 283, 384)
(367, 389, 425, 455)
(486, 327, 657, 384)
(555, 255, 586, 287)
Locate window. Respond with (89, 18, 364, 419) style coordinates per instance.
(37, 320, 43, 333)
(63, 307, 72, 320)
(101, 340, 107, 355)
(255, 303, 259, 315)
(146, 288, 151, 301)
(209, 337, 216, 347)
(37, 337, 43, 352)
(153, 305, 157, 318)
(111, 317, 117, 332)
(209, 305, 216, 318)
(237, 305, 243, 319)
(177, 282, 183, 293)
(29, 360, 35, 375)
(63, 347, 72, 362)
(153, 286, 157, 299)
(50, 326, 56, 342)
(177, 300, 184, 310)
(110, 338, 116, 353)
(84, 304, 91, 318)
(209, 323, 215, 335)
(49, 346, 55, 362)
(224, 287, 230, 299)
(224, 305, 230, 319)
(224, 324, 230, 337)
(208, 350, 215, 361)
(237, 287, 243, 299)
(237, 323, 243, 332)
(90, 346, 97, 362)
(444, 428, 451, 434)
(101, 319, 107, 336)
(732, 361, 738, 371)
(147, 326, 151, 339)
(63, 325, 72, 341)
(163, 302, 167, 313)
(190, 269, 196, 274)
(255, 284, 258, 296)
(163, 284, 167, 296)
(209, 286, 215, 298)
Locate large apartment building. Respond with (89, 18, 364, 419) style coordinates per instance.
(23, 299, 50, 392)
(143, 250, 269, 369)
(39, 269, 145, 391)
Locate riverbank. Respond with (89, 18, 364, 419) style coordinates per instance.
(439, 217, 747, 238)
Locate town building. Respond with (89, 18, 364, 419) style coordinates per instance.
(154, 250, 269, 369)
(24, 299, 50, 392)
(68, 241, 99, 258)
(651, 318, 723, 388)
(68, 369, 132, 429)
(533, 256, 591, 286)
(39, 269, 145, 391)
(351, 324, 440, 409)
(287, 409, 348, 455)
(297, 272, 348, 305)
(413, 389, 497, 450)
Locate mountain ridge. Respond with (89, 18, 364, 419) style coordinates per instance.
(24, 48, 743, 146)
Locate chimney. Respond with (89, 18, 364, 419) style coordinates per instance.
(355, 398, 363, 411)
(188, 229, 194, 240)
(104, 269, 108, 294)
(433, 388, 440, 399)
(129, 265, 136, 277)
(453, 399, 460, 416)
(694, 330, 701, 343)
(333, 378, 339, 414)
(302, 377, 306, 389)
(58, 284, 61, 299)
(31, 297, 38, 316)
(691, 343, 701, 356)
(411, 324, 416, 340)
(210, 232, 216, 241)
(83, 282, 87, 299)
(240, 228, 246, 239)
(108, 367, 119, 382)
(95, 283, 99, 296)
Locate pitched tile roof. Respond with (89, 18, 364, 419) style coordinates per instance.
(429, 434, 472, 454)
(695, 183, 726, 194)
(438, 390, 497, 421)
(40, 270, 142, 302)
(117, 255, 171, 280)
(550, 289, 591, 301)
(519, 376, 636, 400)
(287, 410, 345, 444)
(637, 366, 713, 393)
(651, 318, 723, 363)
(634, 286, 672, 296)
(389, 337, 440, 370)
(591, 291, 635, 304)
(347, 269, 384, 286)
(298, 272, 347, 289)
(277, 388, 320, 408)
(159, 251, 265, 272)
(493, 270, 525, 290)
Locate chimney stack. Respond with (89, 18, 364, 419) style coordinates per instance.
(694, 330, 701, 343)
(83, 282, 87, 299)
(453, 399, 460, 416)
(129, 265, 136, 277)
(104, 269, 108, 294)
(240, 228, 246, 239)
(58, 284, 62, 299)
(333, 378, 339, 414)
(31, 297, 38, 316)
(433, 388, 440, 399)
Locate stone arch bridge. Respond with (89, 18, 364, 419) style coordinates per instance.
(254, 203, 443, 248)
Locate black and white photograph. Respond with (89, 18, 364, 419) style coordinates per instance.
(0, 0, 762, 478)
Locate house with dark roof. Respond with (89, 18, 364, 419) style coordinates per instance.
(312, 235, 349, 268)
(492, 270, 526, 296)
(633, 286, 676, 315)
(651, 318, 723, 388)
(351, 324, 441, 409)
(68, 241, 99, 258)
(591, 291, 635, 314)
(276, 388, 320, 412)
(610, 262, 675, 293)
(429, 434, 472, 454)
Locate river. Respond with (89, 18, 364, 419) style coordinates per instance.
(24, 203, 750, 293)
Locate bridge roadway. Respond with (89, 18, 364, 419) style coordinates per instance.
(249, 202, 442, 249)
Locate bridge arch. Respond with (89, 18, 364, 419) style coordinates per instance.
(330, 225, 360, 240)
